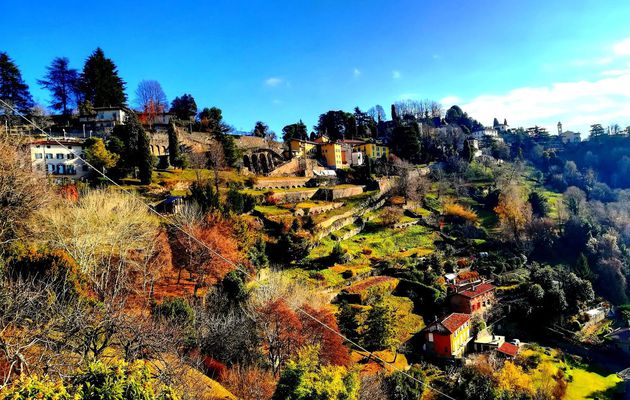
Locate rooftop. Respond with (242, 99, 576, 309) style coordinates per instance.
(456, 282, 495, 299)
(440, 313, 470, 333)
(497, 342, 519, 357)
(32, 139, 85, 146)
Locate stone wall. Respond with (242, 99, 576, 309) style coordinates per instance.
(313, 185, 365, 201)
(253, 177, 310, 190)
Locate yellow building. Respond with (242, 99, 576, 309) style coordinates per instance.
(320, 142, 344, 169)
(288, 138, 317, 158)
(424, 313, 471, 358)
(354, 143, 390, 160)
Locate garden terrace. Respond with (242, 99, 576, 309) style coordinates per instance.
(337, 276, 399, 304)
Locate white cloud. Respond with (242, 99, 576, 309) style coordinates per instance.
(264, 77, 284, 87)
(353, 68, 361, 77)
(460, 73, 630, 135)
(440, 95, 462, 106)
(392, 70, 401, 79)
(613, 38, 630, 56)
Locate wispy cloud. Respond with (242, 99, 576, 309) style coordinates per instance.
(353, 68, 361, 78)
(613, 38, 630, 56)
(264, 77, 284, 87)
(392, 70, 401, 80)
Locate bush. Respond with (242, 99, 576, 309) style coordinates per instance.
(443, 200, 479, 224)
(380, 206, 404, 227)
(0, 374, 70, 399)
(152, 296, 194, 327)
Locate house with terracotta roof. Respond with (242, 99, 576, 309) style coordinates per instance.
(496, 342, 519, 358)
(449, 282, 496, 315)
(423, 313, 471, 358)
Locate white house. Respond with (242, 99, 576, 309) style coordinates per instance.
(79, 107, 128, 130)
(30, 139, 90, 179)
(560, 130, 581, 144)
(471, 127, 498, 140)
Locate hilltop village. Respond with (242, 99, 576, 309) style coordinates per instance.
(2, 48, 630, 399)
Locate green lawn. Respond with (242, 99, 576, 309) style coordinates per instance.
(310, 223, 436, 263)
(565, 367, 623, 400)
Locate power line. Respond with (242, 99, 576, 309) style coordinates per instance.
(0, 98, 457, 400)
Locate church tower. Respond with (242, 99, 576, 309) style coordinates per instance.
(557, 121, 563, 135)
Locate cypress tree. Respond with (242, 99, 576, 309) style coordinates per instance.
(138, 127, 153, 184)
(167, 122, 180, 167)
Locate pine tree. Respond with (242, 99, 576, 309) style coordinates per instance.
(79, 48, 126, 107)
(37, 57, 79, 115)
(0, 52, 34, 114)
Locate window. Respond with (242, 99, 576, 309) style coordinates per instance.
(428, 333, 433, 342)
(56, 153, 64, 159)
(82, 165, 89, 172)
(46, 145, 51, 148)
(35, 153, 43, 159)
(45, 154, 53, 159)
(67, 153, 75, 159)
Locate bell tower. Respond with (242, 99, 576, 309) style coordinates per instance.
(557, 121, 563, 135)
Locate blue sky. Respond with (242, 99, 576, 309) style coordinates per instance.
(2, 0, 630, 135)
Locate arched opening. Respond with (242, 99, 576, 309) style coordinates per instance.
(251, 154, 260, 173)
(243, 155, 251, 170)
(260, 155, 269, 174)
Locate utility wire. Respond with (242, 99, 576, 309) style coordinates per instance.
(0, 98, 457, 400)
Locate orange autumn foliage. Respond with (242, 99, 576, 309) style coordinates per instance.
(443, 201, 479, 223)
(223, 365, 276, 400)
(170, 214, 241, 296)
(256, 299, 304, 376)
(300, 305, 350, 367)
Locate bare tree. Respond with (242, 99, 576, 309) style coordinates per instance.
(0, 135, 49, 251)
(135, 80, 168, 128)
(207, 139, 225, 195)
(40, 189, 160, 303)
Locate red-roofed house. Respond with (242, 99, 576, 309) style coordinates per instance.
(450, 282, 496, 315)
(497, 342, 519, 358)
(423, 313, 471, 358)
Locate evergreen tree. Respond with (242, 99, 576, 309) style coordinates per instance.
(111, 111, 152, 183)
(200, 106, 239, 167)
(391, 124, 421, 163)
(337, 303, 359, 343)
(363, 297, 396, 350)
(79, 48, 126, 107)
(528, 191, 549, 217)
(462, 139, 474, 163)
(170, 93, 197, 121)
(0, 52, 34, 113)
(574, 253, 592, 280)
(282, 120, 308, 141)
(37, 57, 79, 115)
(138, 126, 153, 184)
(253, 121, 271, 138)
(167, 122, 181, 167)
